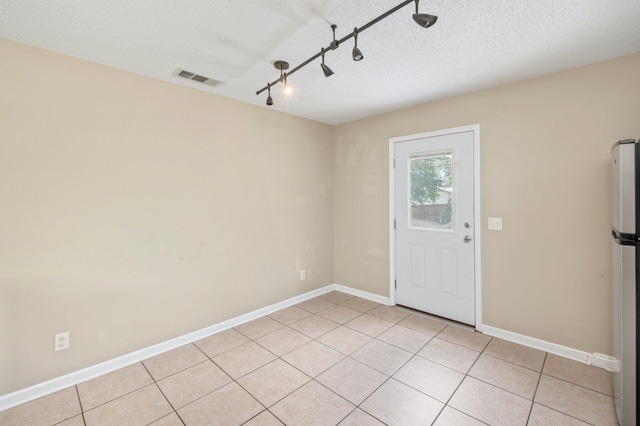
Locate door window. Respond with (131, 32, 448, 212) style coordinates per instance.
(409, 151, 453, 230)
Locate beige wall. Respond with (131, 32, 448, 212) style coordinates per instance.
(2, 34, 640, 398)
(0, 38, 334, 395)
(334, 52, 640, 355)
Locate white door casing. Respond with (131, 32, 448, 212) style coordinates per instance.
(389, 125, 481, 329)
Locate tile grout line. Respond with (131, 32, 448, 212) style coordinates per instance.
(73, 385, 87, 426)
(430, 327, 490, 426)
(139, 360, 187, 426)
(526, 352, 547, 424)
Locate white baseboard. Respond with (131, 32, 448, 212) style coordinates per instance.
(333, 284, 391, 305)
(3, 287, 618, 412)
(482, 325, 618, 372)
(0, 284, 337, 412)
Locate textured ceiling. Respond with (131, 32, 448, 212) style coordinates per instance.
(1, 0, 640, 125)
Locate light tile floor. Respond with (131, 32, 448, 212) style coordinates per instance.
(0, 291, 619, 426)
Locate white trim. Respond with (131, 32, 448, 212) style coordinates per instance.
(334, 284, 391, 305)
(389, 140, 396, 306)
(388, 124, 482, 331)
(482, 325, 619, 372)
(0, 285, 336, 412)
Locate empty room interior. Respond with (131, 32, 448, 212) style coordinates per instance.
(1, 0, 640, 425)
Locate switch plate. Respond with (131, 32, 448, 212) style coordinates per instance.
(300, 270, 306, 280)
(55, 332, 69, 352)
(488, 217, 503, 230)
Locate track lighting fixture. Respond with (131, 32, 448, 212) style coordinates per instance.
(257, 0, 437, 106)
(320, 48, 334, 77)
(266, 83, 273, 105)
(413, 0, 438, 28)
(352, 27, 363, 61)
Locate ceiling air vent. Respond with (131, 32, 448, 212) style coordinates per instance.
(175, 68, 223, 87)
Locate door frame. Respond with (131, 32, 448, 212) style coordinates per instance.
(388, 124, 482, 331)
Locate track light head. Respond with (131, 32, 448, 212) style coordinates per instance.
(321, 63, 334, 77)
(283, 72, 293, 95)
(266, 83, 273, 106)
(320, 48, 334, 77)
(352, 46, 364, 61)
(352, 27, 364, 61)
(413, 0, 438, 28)
(413, 13, 437, 28)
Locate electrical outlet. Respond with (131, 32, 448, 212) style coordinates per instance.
(300, 270, 306, 280)
(55, 332, 69, 352)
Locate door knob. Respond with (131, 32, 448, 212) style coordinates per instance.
(463, 235, 472, 243)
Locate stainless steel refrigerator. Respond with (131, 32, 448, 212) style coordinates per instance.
(612, 138, 638, 426)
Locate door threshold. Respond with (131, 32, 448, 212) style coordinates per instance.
(395, 305, 475, 332)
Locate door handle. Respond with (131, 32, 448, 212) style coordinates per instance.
(463, 236, 472, 243)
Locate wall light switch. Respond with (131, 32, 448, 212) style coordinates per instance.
(488, 217, 503, 230)
(300, 270, 306, 280)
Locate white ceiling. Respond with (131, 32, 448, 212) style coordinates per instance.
(1, 0, 640, 125)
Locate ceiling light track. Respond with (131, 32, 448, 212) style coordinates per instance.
(256, 0, 437, 105)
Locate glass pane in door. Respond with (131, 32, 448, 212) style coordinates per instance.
(409, 151, 453, 229)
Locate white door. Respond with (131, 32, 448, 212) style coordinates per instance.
(394, 130, 475, 325)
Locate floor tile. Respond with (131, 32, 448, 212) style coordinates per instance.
(157, 360, 232, 409)
(193, 328, 250, 358)
(243, 410, 284, 425)
(449, 376, 532, 426)
(393, 356, 465, 402)
(281, 340, 344, 377)
(177, 382, 263, 426)
(316, 357, 388, 405)
(432, 406, 486, 426)
(338, 408, 384, 425)
(437, 325, 492, 351)
(534, 374, 617, 425)
(367, 305, 410, 323)
(83, 384, 172, 426)
(468, 354, 540, 399)
(296, 297, 335, 313)
(317, 326, 373, 355)
(237, 359, 310, 407)
(255, 326, 311, 356)
(58, 415, 85, 426)
(483, 337, 546, 371)
(317, 304, 362, 324)
(360, 379, 444, 426)
(417, 337, 480, 373)
(212, 341, 276, 379)
(149, 412, 185, 426)
(143, 344, 207, 381)
(0, 387, 81, 426)
(351, 339, 413, 375)
(77, 362, 153, 411)
(268, 306, 311, 325)
(377, 324, 432, 353)
(317, 291, 355, 304)
(270, 381, 354, 426)
(344, 314, 394, 337)
(289, 314, 339, 339)
(235, 316, 283, 340)
(398, 314, 447, 336)
(340, 297, 381, 312)
(528, 403, 591, 426)
(542, 353, 613, 395)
